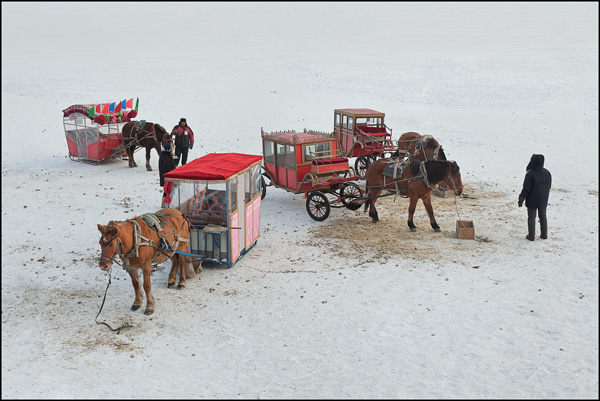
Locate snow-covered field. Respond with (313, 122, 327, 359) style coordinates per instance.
(2, 2, 598, 399)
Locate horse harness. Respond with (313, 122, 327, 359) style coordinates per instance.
(372, 160, 454, 196)
(99, 212, 189, 270)
(129, 120, 159, 145)
(415, 135, 442, 161)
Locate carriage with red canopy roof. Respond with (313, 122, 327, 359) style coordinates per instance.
(260, 128, 363, 221)
(163, 152, 263, 268)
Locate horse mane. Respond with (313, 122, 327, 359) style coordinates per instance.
(410, 160, 451, 183)
(450, 160, 460, 175)
(437, 146, 447, 160)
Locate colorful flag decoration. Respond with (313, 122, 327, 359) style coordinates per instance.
(115, 101, 122, 113)
(88, 106, 95, 117)
(135, 97, 139, 112)
(102, 104, 109, 113)
(126, 98, 133, 109)
(109, 102, 116, 112)
(121, 99, 127, 110)
(96, 104, 101, 113)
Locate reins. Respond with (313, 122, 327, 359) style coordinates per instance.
(95, 266, 132, 334)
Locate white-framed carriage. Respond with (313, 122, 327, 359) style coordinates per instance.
(163, 153, 263, 268)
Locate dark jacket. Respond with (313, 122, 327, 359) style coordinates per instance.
(520, 154, 552, 208)
(172, 124, 194, 148)
(159, 151, 177, 186)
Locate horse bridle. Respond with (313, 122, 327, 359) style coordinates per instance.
(99, 234, 122, 265)
(438, 162, 463, 192)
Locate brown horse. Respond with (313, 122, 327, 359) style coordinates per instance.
(122, 121, 170, 171)
(361, 158, 462, 231)
(97, 208, 192, 315)
(394, 132, 446, 161)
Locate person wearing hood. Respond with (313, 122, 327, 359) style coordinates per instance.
(172, 117, 194, 166)
(159, 139, 178, 208)
(519, 154, 552, 241)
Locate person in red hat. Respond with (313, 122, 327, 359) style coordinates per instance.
(171, 118, 194, 165)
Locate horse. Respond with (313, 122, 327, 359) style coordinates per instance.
(122, 121, 171, 171)
(394, 132, 446, 161)
(360, 158, 463, 232)
(97, 208, 193, 315)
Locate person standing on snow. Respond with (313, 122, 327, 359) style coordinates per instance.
(518, 154, 552, 241)
(172, 117, 194, 166)
(159, 139, 178, 208)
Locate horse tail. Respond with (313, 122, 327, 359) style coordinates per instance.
(361, 178, 371, 213)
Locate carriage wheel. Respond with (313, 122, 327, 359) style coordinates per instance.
(306, 191, 331, 221)
(340, 182, 363, 210)
(261, 176, 267, 199)
(355, 156, 370, 179)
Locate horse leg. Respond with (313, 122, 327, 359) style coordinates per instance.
(177, 253, 186, 290)
(142, 265, 155, 315)
(145, 147, 153, 171)
(369, 190, 382, 223)
(407, 194, 419, 232)
(167, 257, 178, 288)
(127, 268, 143, 311)
(421, 193, 441, 232)
(128, 145, 137, 168)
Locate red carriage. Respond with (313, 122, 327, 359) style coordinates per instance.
(260, 128, 363, 221)
(334, 108, 397, 178)
(62, 100, 138, 164)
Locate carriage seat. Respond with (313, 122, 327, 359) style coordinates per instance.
(311, 157, 349, 175)
(311, 157, 348, 165)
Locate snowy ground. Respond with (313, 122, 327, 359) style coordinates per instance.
(2, 2, 598, 399)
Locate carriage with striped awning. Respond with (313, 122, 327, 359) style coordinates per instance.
(62, 98, 138, 164)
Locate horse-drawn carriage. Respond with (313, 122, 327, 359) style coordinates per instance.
(62, 102, 138, 164)
(163, 152, 263, 268)
(260, 128, 363, 221)
(334, 108, 397, 178)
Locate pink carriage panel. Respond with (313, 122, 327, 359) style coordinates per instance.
(252, 198, 261, 242)
(245, 202, 253, 250)
(230, 212, 240, 263)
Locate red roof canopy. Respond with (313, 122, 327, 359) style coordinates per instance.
(164, 153, 263, 182)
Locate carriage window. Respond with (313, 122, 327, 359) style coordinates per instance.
(276, 143, 286, 166)
(347, 116, 354, 131)
(263, 140, 275, 164)
(342, 115, 348, 130)
(335, 113, 341, 127)
(244, 169, 251, 204)
(251, 164, 261, 199)
(229, 177, 237, 212)
(285, 145, 295, 169)
(304, 143, 331, 162)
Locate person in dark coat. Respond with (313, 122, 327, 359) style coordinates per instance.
(171, 117, 194, 166)
(519, 154, 552, 241)
(159, 141, 178, 207)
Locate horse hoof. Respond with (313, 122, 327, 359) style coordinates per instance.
(131, 304, 141, 311)
(434, 228, 441, 232)
(146, 167, 153, 171)
(168, 282, 175, 288)
(410, 228, 417, 232)
(177, 284, 185, 290)
(144, 309, 154, 316)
